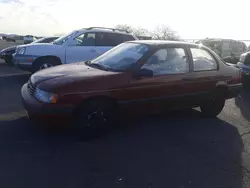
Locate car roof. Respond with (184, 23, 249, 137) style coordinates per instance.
(78, 27, 134, 35)
(129, 40, 200, 47)
(198, 38, 243, 43)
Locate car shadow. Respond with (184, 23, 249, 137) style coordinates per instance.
(0, 74, 30, 114)
(0, 109, 244, 188)
(235, 88, 250, 121)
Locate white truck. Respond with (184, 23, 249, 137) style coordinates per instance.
(13, 27, 137, 72)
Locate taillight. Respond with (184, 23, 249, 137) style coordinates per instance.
(239, 71, 242, 82)
(228, 71, 242, 84)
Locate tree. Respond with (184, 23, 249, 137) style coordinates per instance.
(152, 25, 180, 41)
(115, 24, 181, 41)
(115, 24, 134, 33)
(115, 24, 150, 36)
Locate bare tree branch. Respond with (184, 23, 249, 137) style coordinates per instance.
(115, 24, 180, 41)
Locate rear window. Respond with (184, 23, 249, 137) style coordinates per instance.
(96, 33, 135, 46)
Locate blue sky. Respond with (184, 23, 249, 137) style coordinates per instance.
(0, 0, 250, 39)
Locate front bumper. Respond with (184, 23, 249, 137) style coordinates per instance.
(227, 83, 243, 99)
(0, 52, 4, 59)
(13, 54, 39, 71)
(0, 52, 13, 61)
(21, 83, 74, 121)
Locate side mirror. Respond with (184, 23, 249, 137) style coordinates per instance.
(134, 68, 153, 78)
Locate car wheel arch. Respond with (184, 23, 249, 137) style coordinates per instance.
(73, 96, 118, 115)
(33, 55, 62, 65)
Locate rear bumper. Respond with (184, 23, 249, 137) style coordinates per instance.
(21, 83, 74, 121)
(227, 83, 243, 99)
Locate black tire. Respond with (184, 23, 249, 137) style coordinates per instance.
(73, 99, 115, 139)
(32, 57, 61, 73)
(200, 93, 225, 117)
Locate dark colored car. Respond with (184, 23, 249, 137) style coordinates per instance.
(0, 37, 58, 64)
(21, 41, 242, 133)
(5, 37, 16, 42)
(237, 52, 250, 84)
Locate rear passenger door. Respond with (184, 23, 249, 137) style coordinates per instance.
(183, 47, 220, 104)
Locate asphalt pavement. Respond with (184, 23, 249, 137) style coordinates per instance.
(0, 60, 250, 188)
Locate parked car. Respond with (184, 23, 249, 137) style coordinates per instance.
(21, 41, 242, 135)
(33, 36, 59, 44)
(196, 38, 247, 64)
(23, 35, 36, 44)
(0, 37, 59, 65)
(237, 52, 250, 84)
(5, 37, 16, 42)
(13, 27, 138, 73)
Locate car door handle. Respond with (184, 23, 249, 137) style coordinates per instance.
(90, 49, 96, 52)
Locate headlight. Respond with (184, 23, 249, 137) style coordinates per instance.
(34, 87, 58, 104)
(18, 48, 26, 55)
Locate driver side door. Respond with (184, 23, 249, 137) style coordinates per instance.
(119, 46, 191, 115)
(65, 33, 99, 64)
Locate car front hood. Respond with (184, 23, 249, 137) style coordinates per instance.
(30, 63, 126, 91)
(18, 43, 53, 48)
(1, 46, 17, 53)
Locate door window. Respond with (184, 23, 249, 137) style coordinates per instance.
(74, 33, 95, 46)
(191, 48, 218, 71)
(96, 33, 133, 46)
(142, 48, 189, 76)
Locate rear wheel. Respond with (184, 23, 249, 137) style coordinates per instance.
(73, 99, 115, 139)
(32, 57, 61, 73)
(200, 92, 225, 117)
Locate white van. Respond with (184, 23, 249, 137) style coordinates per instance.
(196, 38, 247, 64)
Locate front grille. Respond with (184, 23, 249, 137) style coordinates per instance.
(27, 79, 36, 95)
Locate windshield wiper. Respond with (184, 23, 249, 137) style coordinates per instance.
(88, 62, 110, 71)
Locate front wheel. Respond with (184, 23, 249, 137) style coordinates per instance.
(32, 58, 61, 73)
(200, 95, 225, 117)
(73, 100, 115, 139)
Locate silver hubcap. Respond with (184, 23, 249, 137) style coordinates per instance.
(40, 63, 53, 70)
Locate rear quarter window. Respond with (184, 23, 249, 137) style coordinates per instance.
(191, 48, 218, 71)
(96, 33, 128, 46)
(122, 35, 136, 42)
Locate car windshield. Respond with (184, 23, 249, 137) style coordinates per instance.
(32, 37, 46, 43)
(53, 31, 78, 45)
(89, 43, 149, 71)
